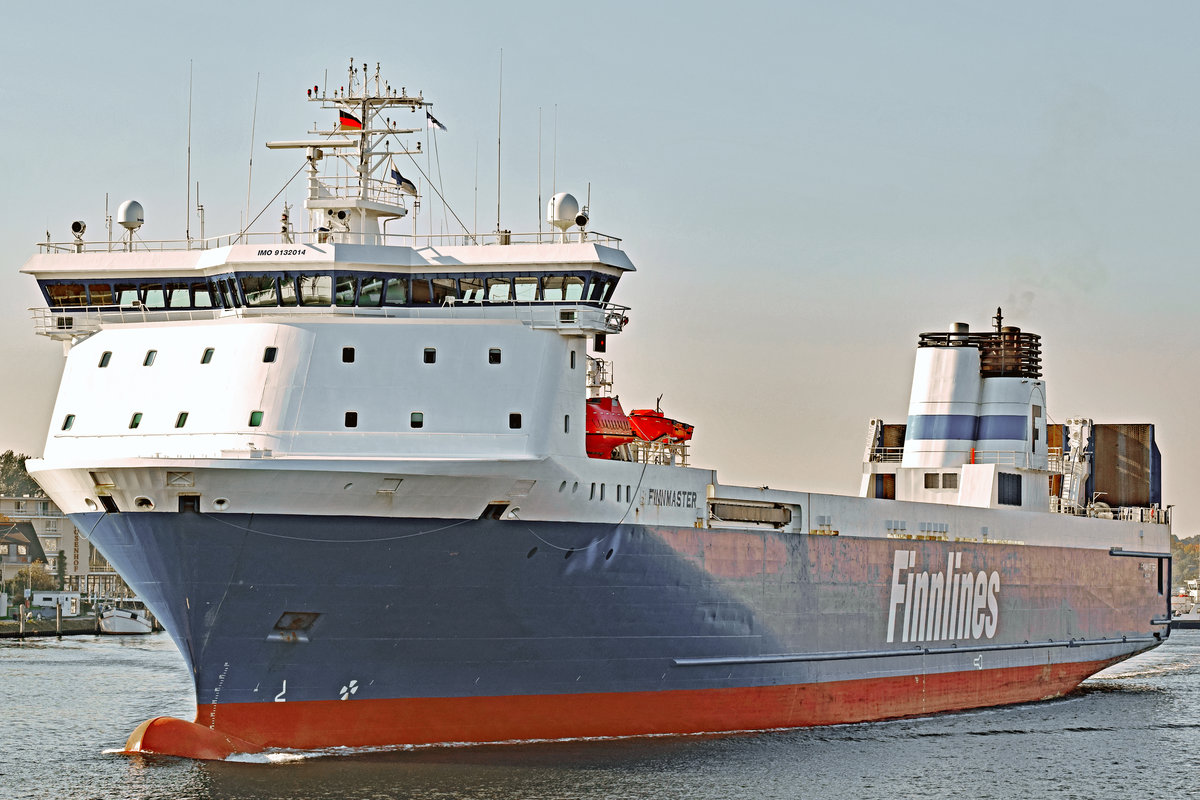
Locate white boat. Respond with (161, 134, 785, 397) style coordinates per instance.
(98, 605, 153, 635)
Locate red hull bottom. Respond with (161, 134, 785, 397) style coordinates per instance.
(127, 656, 1127, 760)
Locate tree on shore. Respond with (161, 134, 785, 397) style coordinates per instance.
(3, 562, 56, 600)
(0, 451, 42, 497)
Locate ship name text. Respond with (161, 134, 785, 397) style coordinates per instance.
(886, 550, 1000, 643)
(647, 488, 698, 509)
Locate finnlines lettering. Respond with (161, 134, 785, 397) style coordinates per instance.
(886, 550, 1000, 643)
(647, 488, 698, 509)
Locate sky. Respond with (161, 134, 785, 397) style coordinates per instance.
(1, 2, 1197, 530)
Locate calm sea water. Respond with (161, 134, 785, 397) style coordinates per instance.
(2, 632, 1198, 800)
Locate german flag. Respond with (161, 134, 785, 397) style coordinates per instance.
(338, 110, 363, 130)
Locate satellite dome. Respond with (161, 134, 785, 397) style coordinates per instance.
(547, 192, 579, 233)
(117, 200, 144, 232)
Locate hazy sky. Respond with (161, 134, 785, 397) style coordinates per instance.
(2, 2, 1197, 530)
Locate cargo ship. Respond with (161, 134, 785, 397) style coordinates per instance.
(21, 62, 1172, 760)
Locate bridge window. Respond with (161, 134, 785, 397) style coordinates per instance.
(46, 284, 88, 306)
(335, 275, 357, 306)
(514, 276, 539, 302)
(487, 277, 512, 301)
(190, 282, 213, 308)
(410, 278, 431, 304)
(299, 275, 332, 305)
(432, 278, 456, 305)
(278, 275, 299, 306)
(383, 277, 408, 306)
(141, 284, 166, 309)
(166, 283, 191, 308)
(89, 284, 113, 305)
(459, 277, 485, 301)
(358, 276, 384, 306)
(115, 283, 139, 306)
(241, 276, 278, 307)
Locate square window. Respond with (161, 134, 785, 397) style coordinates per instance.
(924, 472, 939, 489)
(61, 414, 75, 431)
(942, 473, 958, 489)
(411, 412, 424, 429)
(248, 410, 264, 427)
(345, 411, 358, 428)
(342, 346, 355, 363)
(263, 347, 278, 363)
(423, 348, 436, 364)
(175, 412, 188, 428)
(509, 413, 522, 429)
(998, 473, 1022, 506)
(143, 350, 157, 366)
(489, 348, 501, 365)
(98, 351, 112, 368)
(201, 347, 214, 364)
(129, 412, 143, 429)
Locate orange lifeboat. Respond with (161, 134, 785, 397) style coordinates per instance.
(628, 407, 694, 443)
(585, 397, 636, 459)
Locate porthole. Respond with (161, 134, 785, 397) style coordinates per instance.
(572, 481, 579, 493)
(212, 498, 229, 510)
(509, 413, 522, 429)
(423, 347, 436, 364)
(489, 348, 501, 365)
(175, 412, 189, 428)
(345, 411, 359, 428)
(411, 412, 424, 429)
(201, 347, 215, 364)
(343, 482, 354, 491)
(605, 549, 614, 561)
(564, 548, 574, 560)
(129, 412, 143, 429)
(342, 346, 355, 363)
(61, 414, 75, 431)
(527, 547, 538, 559)
(263, 346, 278, 363)
(248, 410, 264, 427)
(98, 351, 112, 368)
(143, 350, 157, 366)
(84, 498, 98, 511)
(558, 481, 567, 492)
(134, 496, 155, 510)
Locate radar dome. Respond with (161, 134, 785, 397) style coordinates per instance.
(547, 192, 579, 233)
(117, 200, 144, 232)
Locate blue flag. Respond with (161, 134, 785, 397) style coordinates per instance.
(426, 110, 447, 132)
(391, 166, 417, 195)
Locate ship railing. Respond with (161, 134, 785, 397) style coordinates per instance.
(1051, 500, 1170, 525)
(618, 439, 690, 468)
(35, 228, 623, 254)
(30, 300, 630, 338)
(867, 447, 903, 463)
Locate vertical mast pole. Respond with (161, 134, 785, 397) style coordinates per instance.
(495, 49, 503, 234)
(186, 60, 193, 248)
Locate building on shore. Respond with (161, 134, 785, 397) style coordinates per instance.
(0, 494, 131, 598)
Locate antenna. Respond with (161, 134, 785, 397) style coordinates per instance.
(185, 60, 193, 248)
(242, 72, 261, 241)
(552, 104, 558, 197)
(474, 139, 479, 238)
(195, 182, 205, 243)
(105, 193, 112, 252)
(495, 49, 503, 233)
(537, 107, 542, 242)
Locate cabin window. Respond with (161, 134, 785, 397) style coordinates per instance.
(924, 473, 939, 489)
(201, 348, 215, 364)
(410, 412, 424, 429)
(570, 350, 576, 369)
(175, 412, 189, 428)
(942, 473, 958, 490)
(998, 473, 1022, 506)
(88, 284, 114, 305)
(143, 350, 157, 367)
(383, 277, 408, 306)
(616, 484, 622, 502)
(278, 275, 299, 306)
(345, 411, 358, 428)
(61, 414, 75, 431)
(129, 412, 143, 429)
(509, 413, 522, 429)
(359, 276, 385, 306)
(191, 282, 213, 308)
(98, 351, 112, 368)
(423, 348, 436, 364)
(335, 275, 357, 306)
(459, 277, 485, 301)
(487, 277, 512, 301)
(564, 414, 570, 433)
(47, 284, 88, 306)
(590, 483, 596, 500)
(600, 484, 606, 501)
(299, 275, 332, 305)
(514, 276, 539, 302)
(248, 411, 264, 427)
(432, 278, 456, 305)
(263, 347, 278, 363)
(241, 275, 278, 307)
(342, 347, 355, 363)
(489, 348, 502, 365)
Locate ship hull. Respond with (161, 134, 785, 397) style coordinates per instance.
(78, 510, 1166, 757)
